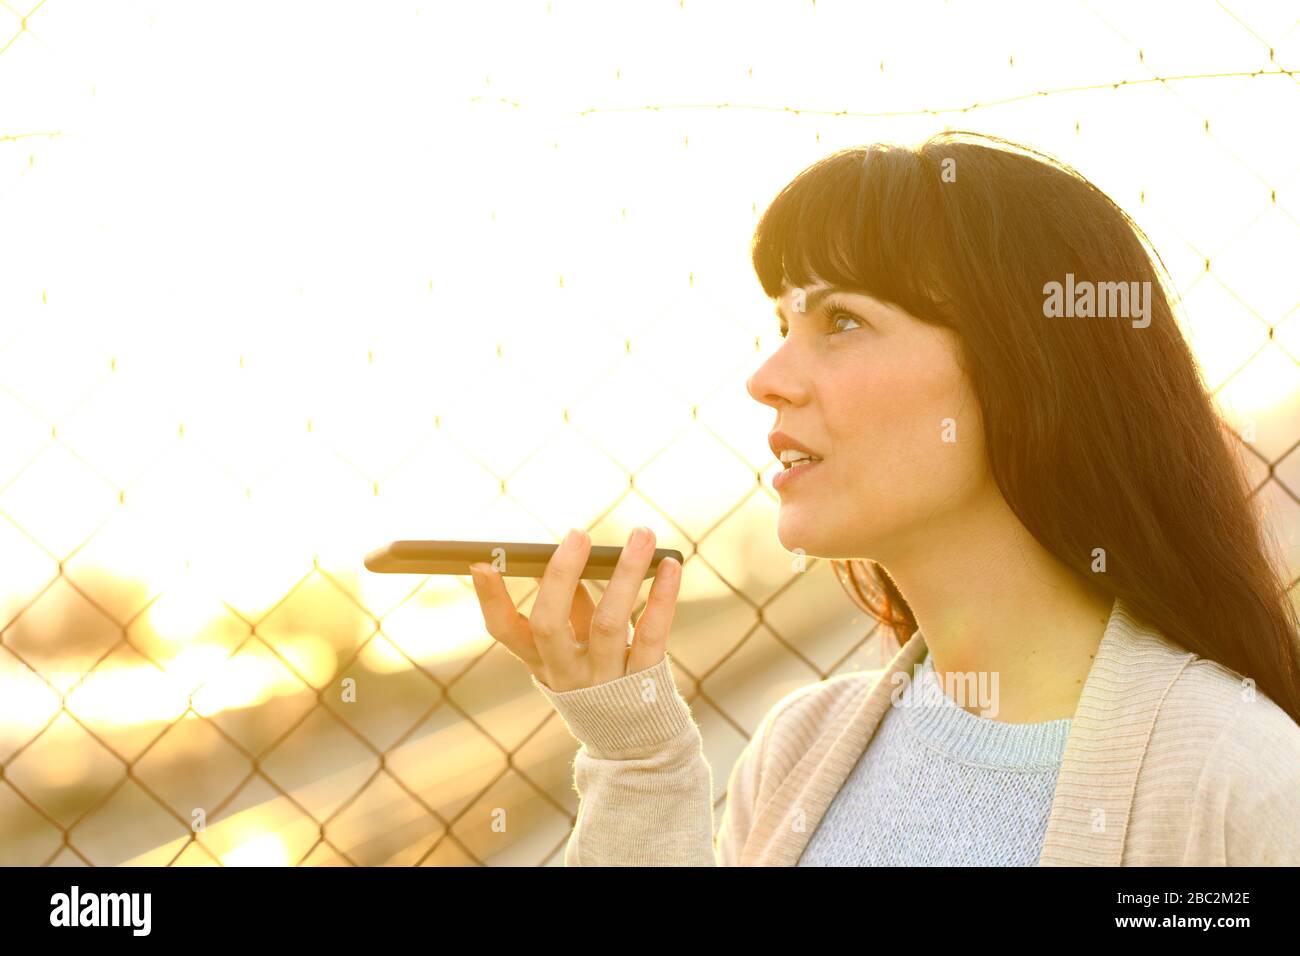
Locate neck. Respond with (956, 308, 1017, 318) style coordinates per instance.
(882, 492, 1113, 723)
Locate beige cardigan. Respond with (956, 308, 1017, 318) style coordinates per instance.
(532, 596, 1300, 865)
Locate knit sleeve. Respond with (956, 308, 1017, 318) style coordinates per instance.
(1222, 699, 1300, 866)
(531, 653, 766, 866)
(1188, 692, 1300, 866)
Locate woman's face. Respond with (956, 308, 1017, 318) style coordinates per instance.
(746, 282, 992, 563)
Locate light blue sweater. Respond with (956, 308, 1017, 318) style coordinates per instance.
(797, 649, 1073, 866)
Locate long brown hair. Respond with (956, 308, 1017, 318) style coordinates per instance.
(750, 131, 1300, 726)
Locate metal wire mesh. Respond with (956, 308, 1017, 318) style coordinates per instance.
(2, 0, 1299, 865)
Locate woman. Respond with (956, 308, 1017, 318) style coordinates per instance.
(468, 131, 1300, 865)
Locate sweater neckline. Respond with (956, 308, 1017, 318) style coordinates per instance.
(895, 650, 1073, 770)
(739, 596, 1202, 866)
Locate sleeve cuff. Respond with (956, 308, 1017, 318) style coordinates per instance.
(531, 654, 696, 758)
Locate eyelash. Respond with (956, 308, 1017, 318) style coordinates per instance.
(777, 302, 864, 340)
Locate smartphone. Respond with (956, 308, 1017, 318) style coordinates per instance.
(363, 539, 685, 580)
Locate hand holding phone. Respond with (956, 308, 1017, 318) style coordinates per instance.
(467, 526, 683, 692)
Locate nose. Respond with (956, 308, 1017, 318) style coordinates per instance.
(746, 341, 808, 410)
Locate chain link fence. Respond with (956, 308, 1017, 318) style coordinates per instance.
(1, 0, 1299, 865)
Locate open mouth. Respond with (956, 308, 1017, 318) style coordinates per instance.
(773, 455, 824, 489)
(781, 457, 822, 470)
(780, 455, 821, 473)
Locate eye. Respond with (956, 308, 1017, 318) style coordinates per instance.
(827, 307, 863, 334)
(776, 301, 867, 339)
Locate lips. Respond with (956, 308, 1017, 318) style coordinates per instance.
(771, 455, 824, 491)
(778, 451, 823, 470)
(768, 430, 824, 464)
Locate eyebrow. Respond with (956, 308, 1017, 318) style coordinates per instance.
(774, 287, 846, 323)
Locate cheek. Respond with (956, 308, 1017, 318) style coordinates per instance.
(828, 353, 985, 507)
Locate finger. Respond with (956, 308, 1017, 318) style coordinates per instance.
(470, 564, 543, 671)
(588, 526, 655, 679)
(627, 555, 682, 674)
(529, 528, 591, 680)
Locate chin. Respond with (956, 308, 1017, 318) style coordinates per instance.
(774, 509, 836, 559)
(776, 510, 887, 563)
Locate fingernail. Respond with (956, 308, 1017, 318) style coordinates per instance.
(563, 528, 584, 549)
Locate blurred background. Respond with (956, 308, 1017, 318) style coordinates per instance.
(1, 0, 1298, 865)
